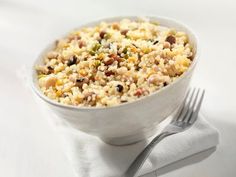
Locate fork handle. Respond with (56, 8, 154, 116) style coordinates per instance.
(124, 131, 175, 177)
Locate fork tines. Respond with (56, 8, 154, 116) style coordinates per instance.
(175, 88, 205, 124)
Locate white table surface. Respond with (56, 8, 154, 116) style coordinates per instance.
(0, 0, 236, 176)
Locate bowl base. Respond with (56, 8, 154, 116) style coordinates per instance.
(100, 125, 159, 146)
(100, 108, 181, 146)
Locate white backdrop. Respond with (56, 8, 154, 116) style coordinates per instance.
(0, 0, 236, 176)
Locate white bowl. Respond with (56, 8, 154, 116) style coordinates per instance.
(31, 16, 199, 145)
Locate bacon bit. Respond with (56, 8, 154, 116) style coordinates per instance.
(108, 54, 122, 63)
(154, 60, 159, 65)
(105, 70, 115, 76)
(134, 88, 144, 97)
(121, 29, 129, 36)
(104, 58, 115, 66)
(99, 31, 106, 39)
(165, 35, 176, 45)
(79, 41, 86, 48)
(116, 57, 124, 63)
(108, 53, 116, 58)
(76, 36, 81, 40)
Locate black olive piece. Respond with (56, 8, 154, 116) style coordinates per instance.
(163, 82, 168, 86)
(47, 66, 53, 70)
(117, 52, 122, 57)
(76, 78, 85, 82)
(67, 56, 78, 66)
(135, 65, 141, 71)
(132, 43, 138, 48)
(76, 78, 87, 88)
(153, 40, 159, 45)
(47, 66, 54, 74)
(116, 84, 124, 92)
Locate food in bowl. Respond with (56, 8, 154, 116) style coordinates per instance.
(36, 18, 194, 107)
(32, 16, 198, 145)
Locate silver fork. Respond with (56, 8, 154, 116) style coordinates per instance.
(123, 88, 205, 177)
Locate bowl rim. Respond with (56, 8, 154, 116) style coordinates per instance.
(31, 15, 200, 111)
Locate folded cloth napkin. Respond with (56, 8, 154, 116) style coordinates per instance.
(42, 109, 219, 177)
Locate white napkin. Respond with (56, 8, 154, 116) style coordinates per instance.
(43, 109, 219, 177)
